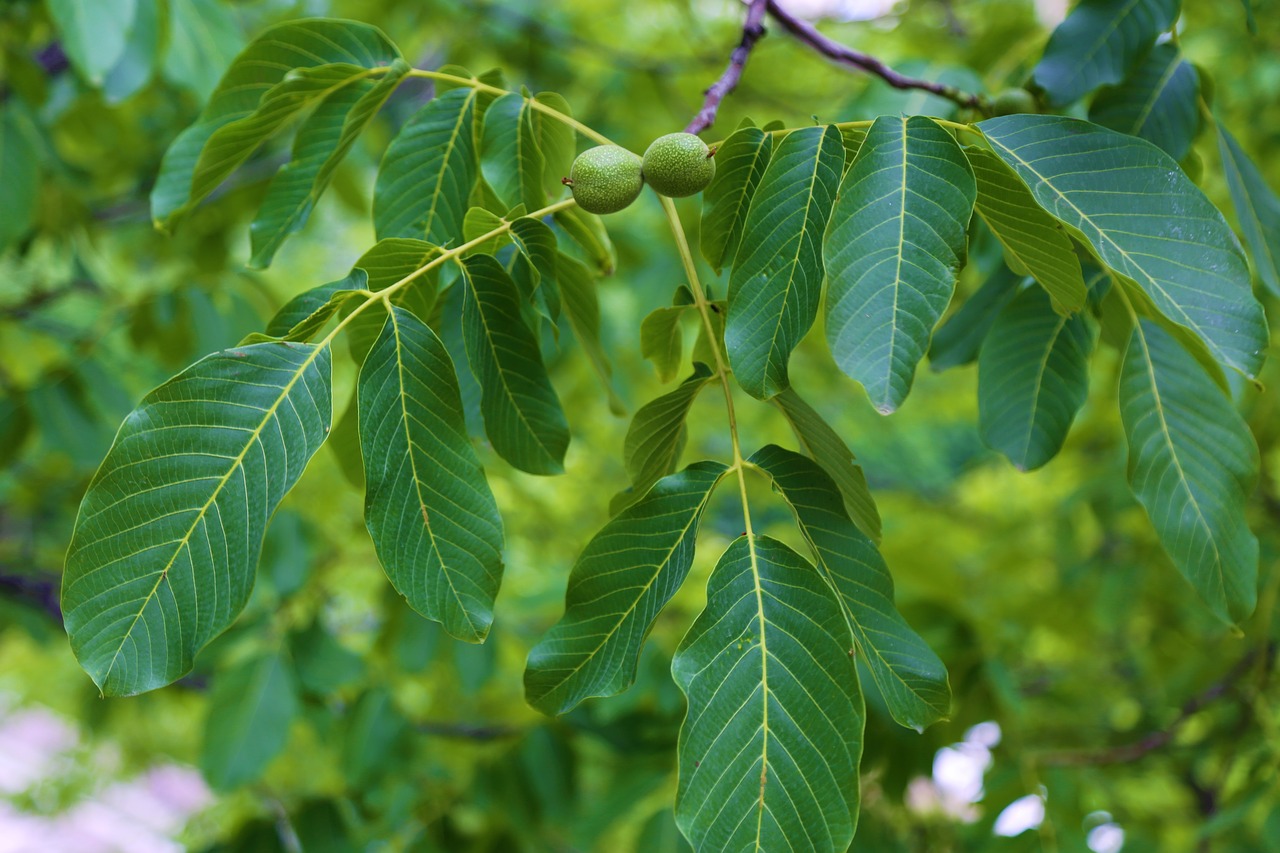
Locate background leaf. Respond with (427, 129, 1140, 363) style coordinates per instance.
(46, 0, 136, 86)
(62, 342, 333, 695)
(725, 124, 843, 400)
(1216, 121, 1280, 298)
(622, 364, 715, 500)
(0, 107, 40, 250)
(674, 535, 863, 853)
(200, 651, 299, 791)
(825, 115, 975, 413)
(640, 307, 686, 383)
(162, 0, 244, 100)
(928, 264, 1022, 371)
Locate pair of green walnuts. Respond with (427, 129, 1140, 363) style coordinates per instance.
(565, 132, 716, 214)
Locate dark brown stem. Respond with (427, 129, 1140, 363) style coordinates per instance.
(686, 0, 769, 134)
(764, 0, 986, 111)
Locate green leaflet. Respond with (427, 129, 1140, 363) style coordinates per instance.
(622, 364, 715, 499)
(359, 306, 504, 642)
(1120, 319, 1259, 625)
(725, 124, 843, 400)
(553, 206, 616, 275)
(640, 307, 685, 383)
(510, 216, 562, 323)
(460, 254, 569, 475)
(825, 116, 975, 414)
(700, 125, 772, 273)
(928, 264, 1023, 372)
(979, 115, 1267, 379)
(261, 270, 367, 342)
(152, 18, 402, 227)
(749, 445, 949, 730)
(374, 87, 479, 243)
(966, 146, 1085, 314)
(250, 59, 410, 267)
(1216, 122, 1280, 298)
(978, 285, 1094, 471)
(1089, 43, 1200, 162)
(481, 93, 545, 212)
(200, 651, 299, 791)
(532, 92, 576, 199)
(1032, 0, 1179, 107)
(772, 388, 881, 543)
(46, 0, 136, 86)
(524, 461, 727, 715)
(163, 0, 243, 100)
(62, 342, 333, 696)
(557, 251, 622, 412)
(0, 107, 39, 250)
(674, 535, 864, 852)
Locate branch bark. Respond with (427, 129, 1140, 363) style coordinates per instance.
(686, 0, 769, 134)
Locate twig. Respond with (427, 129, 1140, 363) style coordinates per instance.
(418, 721, 521, 740)
(1037, 644, 1272, 767)
(764, 0, 985, 111)
(686, 0, 769, 134)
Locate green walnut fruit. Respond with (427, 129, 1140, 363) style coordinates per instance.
(566, 145, 644, 215)
(642, 132, 716, 198)
(991, 88, 1039, 116)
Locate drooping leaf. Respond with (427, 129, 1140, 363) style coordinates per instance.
(966, 146, 1085, 313)
(1032, 0, 1179, 107)
(250, 60, 410, 267)
(622, 364, 715, 499)
(978, 285, 1094, 471)
(928, 265, 1023, 371)
(979, 115, 1267, 378)
(750, 445, 949, 730)
(359, 306, 504, 642)
(0, 107, 40, 250)
(1119, 319, 1259, 624)
(510, 216, 562, 322)
(374, 87, 479, 243)
(163, 0, 243, 100)
(1215, 122, 1280, 298)
(700, 125, 772, 273)
(461, 254, 569, 474)
(525, 462, 727, 715)
(674, 535, 864, 852)
(262, 270, 367, 342)
(62, 343, 333, 696)
(46, 0, 136, 86)
(772, 388, 881, 543)
(557, 252, 622, 412)
(1089, 43, 1199, 162)
(152, 19, 401, 228)
(726, 124, 843, 400)
(825, 116, 975, 413)
(200, 650, 299, 790)
(532, 92, 576, 199)
(640, 307, 686, 383)
(554, 206, 616, 275)
(480, 93, 545, 212)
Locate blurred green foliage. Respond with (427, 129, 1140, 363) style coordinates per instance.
(2, 0, 1279, 850)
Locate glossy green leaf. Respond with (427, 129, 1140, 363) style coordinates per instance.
(524, 461, 727, 715)
(640, 307, 685, 383)
(480, 93, 545, 212)
(47, 0, 135, 86)
(62, 343, 333, 696)
(928, 265, 1023, 372)
(163, 0, 243, 100)
(979, 115, 1267, 378)
(200, 650, 299, 791)
(461, 254, 569, 475)
(1120, 319, 1259, 624)
(153, 20, 401, 228)
(532, 92, 575, 199)
(374, 87, 479, 243)
(772, 388, 881, 543)
(978, 285, 1094, 471)
(1032, 0, 1179, 107)
(0, 107, 39, 250)
(701, 126, 772, 273)
(674, 535, 864, 852)
(825, 116, 975, 413)
(966, 146, 1085, 314)
(750, 445, 948, 729)
(558, 252, 622, 412)
(1216, 122, 1280, 298)
(623, 364, 715, 498)
(250, 60, 410, 267)
(1089, 43, 1199, 162)
(359, 306, 504, 642)
(726, 124, 843, 400)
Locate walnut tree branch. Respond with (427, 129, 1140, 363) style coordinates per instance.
(764, 0, 985, 111)
(687, 0, 769, 134)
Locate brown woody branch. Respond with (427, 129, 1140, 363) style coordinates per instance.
(686, 0, 769, 134)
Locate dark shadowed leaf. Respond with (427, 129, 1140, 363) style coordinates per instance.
(200, 651, 299, 790)
(928, 265, 1023, 371)
(622, 364, 715, 499)
(1089, 43, 1199, 162)
(1215, 122, 1280, 298)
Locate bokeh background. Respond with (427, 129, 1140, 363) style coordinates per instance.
(1, 0, 1278, 850)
